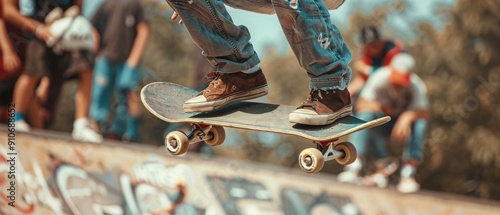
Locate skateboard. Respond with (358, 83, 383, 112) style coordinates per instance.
(141, 82, 391, 173)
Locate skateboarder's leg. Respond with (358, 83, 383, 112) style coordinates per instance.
(271, 0, 352, 84)
(271, 0, 353, 125)
(166, 0, 269, 112)
(222, 0, 275, 15)
(165, 0, 259, 72)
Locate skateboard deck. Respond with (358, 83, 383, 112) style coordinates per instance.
(141, 82, 390, 142)
(141, 82, 390, 173)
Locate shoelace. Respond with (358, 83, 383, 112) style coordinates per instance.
(202, 71, 218, 83)
(199, 72, 221, 95)
(297, 90, 321, 110)
(304, 90, 328, 103)
(317, 90, 324, 100)
(297, 89, 336, 110)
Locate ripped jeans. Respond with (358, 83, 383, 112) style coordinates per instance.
(89, 57, 140, 139)
(166, 0, 352, 90)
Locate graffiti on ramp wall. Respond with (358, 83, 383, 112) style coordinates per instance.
(0, 135, 358, 215)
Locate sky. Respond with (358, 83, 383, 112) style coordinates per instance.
(83, 0, 457, 57)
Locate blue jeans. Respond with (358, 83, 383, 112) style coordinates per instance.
(165, 0, 352, 90)
(89, 57, 139, 137)
(349, 111, 428, 162)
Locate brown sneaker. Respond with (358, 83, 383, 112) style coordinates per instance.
(183, 70, 268, 112)
(289, 88, 352, 125)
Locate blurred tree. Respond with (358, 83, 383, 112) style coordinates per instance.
(408, 0, 500, 199)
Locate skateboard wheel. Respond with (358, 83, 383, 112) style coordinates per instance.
(334, 142, 357, 165)
(205, 126, 226, 146)
(298, 148, 324, 173)
(165, 131, 189, 155)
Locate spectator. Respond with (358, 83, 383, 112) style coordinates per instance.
(0, 1, 21, 122)
(348, 25, 404, 96)
(89, 0, 149, 142)
(338, 53, 429, 193)
(3, 0, 103, 143)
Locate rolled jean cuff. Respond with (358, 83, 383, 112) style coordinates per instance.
(211, 52, 261, 73)
(310, 76, 350, 90)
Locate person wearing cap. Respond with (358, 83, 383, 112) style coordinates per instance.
(338, 53, 429, 193)
(348, 25, 404, 96)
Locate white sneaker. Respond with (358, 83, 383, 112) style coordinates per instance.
(337, 158, 362, 183)
(362, 159, 398, 188)
(72, 118, 103, 143)
(337, 170, 360, 183)
(363, 173, 388, 188)
(15, 120, 31, 132)
(397, 164, 420, 193)
(397, 177, 420, 193)
(72, 126, 103, 143)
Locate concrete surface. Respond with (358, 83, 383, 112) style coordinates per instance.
(1, 128, 499, 215)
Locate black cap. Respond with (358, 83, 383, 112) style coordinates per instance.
(360, 25, 380, 44)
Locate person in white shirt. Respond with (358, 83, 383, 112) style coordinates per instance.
(338, 53, 429, 193)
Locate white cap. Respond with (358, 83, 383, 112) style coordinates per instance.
(390, 53, 415, 73)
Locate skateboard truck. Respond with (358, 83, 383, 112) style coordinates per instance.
(298, 140, 357, 173)
(165, 124, 357, 174)
(165, 124, 226, 155)
(164, 124, 357, 174)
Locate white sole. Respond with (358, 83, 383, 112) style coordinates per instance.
(289, 105, 352, 126)
(183, 86, 268, 112)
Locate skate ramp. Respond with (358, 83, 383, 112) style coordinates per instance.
(1, 128, 499, 215)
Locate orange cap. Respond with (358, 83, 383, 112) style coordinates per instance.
(390, 69, 411, 87)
